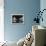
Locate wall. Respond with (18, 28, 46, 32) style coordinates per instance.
(40, 0, 46, 26)
(0, 0, 4, 42)
(4, 0, 40, 42)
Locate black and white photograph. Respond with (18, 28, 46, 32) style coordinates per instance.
(12, 14, 24, 24)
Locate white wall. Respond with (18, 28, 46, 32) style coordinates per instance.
(0, 0, 4, 42)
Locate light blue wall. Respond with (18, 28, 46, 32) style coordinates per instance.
(4, 0, 40, 42)
(40, 0, 46, 27)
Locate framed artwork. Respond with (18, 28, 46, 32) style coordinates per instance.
(12, 14, 24, 24)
